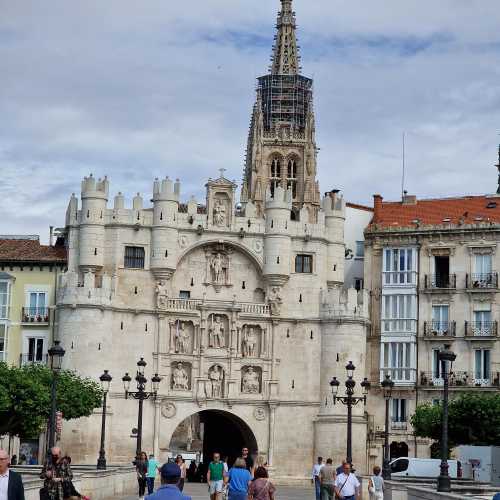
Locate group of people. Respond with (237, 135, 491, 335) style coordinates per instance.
(312, 458, 382, 500)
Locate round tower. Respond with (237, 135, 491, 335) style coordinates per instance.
(79, 174, 109, 272)
(151, 177, 180, 281)
(322, 190, 346, 288)
(263, 185, 292, 285)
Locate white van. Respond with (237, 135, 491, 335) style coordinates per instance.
(390, 457, 460, 478)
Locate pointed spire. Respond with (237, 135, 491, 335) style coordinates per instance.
(271, 0, 301, 75)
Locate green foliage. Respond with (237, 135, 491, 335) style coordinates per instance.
(0, 362, 102, 438)
(411, 393, 500, 448)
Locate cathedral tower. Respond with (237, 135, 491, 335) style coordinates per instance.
(242, 0, 320, 220)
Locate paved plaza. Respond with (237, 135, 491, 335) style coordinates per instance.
(120, 482, 312, 500)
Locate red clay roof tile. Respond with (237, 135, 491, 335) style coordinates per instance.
(0, 238, 67, 263)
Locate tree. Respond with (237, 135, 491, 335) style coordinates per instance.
(0, 362, 102, 437)
(411, 393, 500, 448)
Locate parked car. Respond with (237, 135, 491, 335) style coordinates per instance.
(390, 457, 460, 478)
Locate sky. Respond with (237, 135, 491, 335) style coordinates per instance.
(1, 0, 500, 240)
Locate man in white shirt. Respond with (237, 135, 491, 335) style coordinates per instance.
(334, 462, 360, 500)
(311, 456, 324, 500)
(0, 449, 25, 500)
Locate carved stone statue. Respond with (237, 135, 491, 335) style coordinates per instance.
(172, 362, 189, 391)
(175, 321, 190, 354)
(208, 365, 223, 398)
(209, 315, 225, 348)
(213, 199, 227, 226)
(155, 281, 168, 309)
(243, 327, 257, 357)
(269, 287, 283, 316)
(242, 367, 260, 394)
(210, 253, 225, 284)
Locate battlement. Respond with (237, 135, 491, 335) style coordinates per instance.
(81, 174, 109, 199)
(57, 270, 115, 306)
(320, 287, 369, 319)
(322, 191, 345, 216)
(265, 185, 293, 210)
(153, 177, 181, 203)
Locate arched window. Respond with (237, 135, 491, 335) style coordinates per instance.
(270, 157, 281, 197)
(287, 158, 298, 199)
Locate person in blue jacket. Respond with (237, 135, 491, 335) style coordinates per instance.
(146, 463, 191, 500)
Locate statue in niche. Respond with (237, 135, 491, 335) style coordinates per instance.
(213, 198, 227, 226)
(242, 367, 260, 394)
(172, 362, 189, 391)
(268, 287, 283, 316)
(155, 281, 168, 309)
(210, 253, 226, 284)
(208, 315, 225, 348)
(174, 321, 190, 354)
(242, 327, 258, 358)
(208, 365, 223, 398)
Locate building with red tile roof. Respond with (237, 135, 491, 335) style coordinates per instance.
(0, 236, 66, 265)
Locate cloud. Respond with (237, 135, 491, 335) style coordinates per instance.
(1, 0, 500, 240)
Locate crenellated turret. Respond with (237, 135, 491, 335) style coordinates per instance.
(263, 185, 292, 284)
(322, 190, 346, 287)
(79, 174, 109, 272)
(151, 177, 181, 280)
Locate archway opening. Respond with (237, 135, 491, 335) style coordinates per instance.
(169, 410, 258, 470)
(390, 441, 409, 461)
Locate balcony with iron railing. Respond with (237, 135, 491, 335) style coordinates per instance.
(21, 307, 51, 325)
(466, 272, 498, 290)
(465, 321, 498, 339)
(423, 320, 456, 338)
(391, 421, 408, 431)
(419, 371, 500, 388)
(19, 354, 48, 367)
(424, 274, 457, 290)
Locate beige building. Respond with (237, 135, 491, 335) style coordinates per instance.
(364, 192, 500, 465)
(56, 0, 372, 479)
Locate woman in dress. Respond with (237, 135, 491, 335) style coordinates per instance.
(368, 465, 385, 500)
(248, 467, 275, 500)
(225, 457, 252, 500)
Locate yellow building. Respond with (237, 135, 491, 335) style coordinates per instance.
(0, 235, 66, 367)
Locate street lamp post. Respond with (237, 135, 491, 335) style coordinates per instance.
(47, 340, 65, 462)
(330, 361, 371, 465)
(97, 370, 112, 470)
(437, 345, 456, 493)
(381, 374, 394, 480)
(122, 358, 162, 456)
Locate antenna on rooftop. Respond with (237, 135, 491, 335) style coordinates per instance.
(401, 132, 406, 201)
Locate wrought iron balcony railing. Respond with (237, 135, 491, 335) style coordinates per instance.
(21, 307, 50, 324)
(466, 272, 498, 289)
(465, 321, 498, 338)
(424, 274, 456, 290)
(419, 371, 500, 388)
(19, 354, 48, 367)
(423, 320, 456, 337)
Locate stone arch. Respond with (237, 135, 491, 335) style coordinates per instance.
(176, 239, 264, 275)
(167, 408, 259, 467)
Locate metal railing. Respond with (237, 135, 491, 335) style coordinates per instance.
(466, 272, 498, 289)
(423, 321, 456, 337)
(391, 421, 408, 431)
(19, 354, 48, 367)
(465, 321, 498, 337)
(419, 371, 500, 388)
(424, 274, 457, 289)
(21, 307, 50, 324)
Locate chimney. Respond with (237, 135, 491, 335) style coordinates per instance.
(373, 194, 383, 222)
(49, 226, 54, 247)
(402, 193, 417, 205)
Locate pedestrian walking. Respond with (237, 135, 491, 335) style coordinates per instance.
(319, 459, 335, 500)
(145, 463, 191, 500)
(134, 451, 149, 499)
(240, 448, 254, 478)
(225, 458, 252, 500)
(248, 466, 275, 500)
(187, 462, 197, 483)
(368, 466, 384, 500)
(207, 452, 225, 500)
(334, 462, 360, 500)
(312, 457, 323, 500)
(147, 454, 159, 495)
(0, 449, 25, 500)
(39, 447, 73, 500)
(175, 456, 186, 492)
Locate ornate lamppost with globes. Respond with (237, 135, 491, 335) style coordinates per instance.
(122, 358, 162, 456)
(381, 374, 394, 480)
(330, 361, 371, 466)
(47, 340, 65, 462)
(437, 345, 457, 493)
(97, 370, 112, 470)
